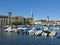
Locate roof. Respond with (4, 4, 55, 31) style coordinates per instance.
(0, 15, 8, 18)
(35, 20, 46, 22)
(35, 20, 60, 22)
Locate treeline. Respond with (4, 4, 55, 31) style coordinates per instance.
(11, 19, 31, 25)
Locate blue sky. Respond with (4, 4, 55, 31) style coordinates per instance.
(0, 0, 60, 21)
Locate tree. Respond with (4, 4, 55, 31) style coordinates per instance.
(25, 20, 30, 25)
(11, 19, 31, 25)
(11, 19, 24, 25)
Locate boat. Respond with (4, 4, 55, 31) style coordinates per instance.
(4, 27, 12, 32)
(42, 30, 50, 36)
(3, 25, 10, 28)
(28, 26, 44, 35)
(43, 27, 48, 31)
(11, 28, 17, 32)
(34, 30, 42, 36)
(49, 31, 57, 37)
(21, 27, 31, 34)
(35, 26, 40, 30)
(53, 27, 60, 30)
(28, 27, 35, 34)
(42, 32, 47, 36)
(17, 27, 26, 30)
(17, 27, 27, 32)
(4, 26, 18, 32)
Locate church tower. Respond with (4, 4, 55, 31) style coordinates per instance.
(8, 12, 12, 25)
(30, 8, 33, 20)
(30, 8, 34, 26)
(46, 16, 49, 21)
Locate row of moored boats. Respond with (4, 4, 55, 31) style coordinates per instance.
(4, 25, 60, 38)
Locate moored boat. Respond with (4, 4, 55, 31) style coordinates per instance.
(34, 30, 42, 36)
(4, 27, 11, 32)
(49, 31, 57, 37)
(21, 27, 31, 34)
(42, 32, 47, 36)
(28, 27, 35, 34)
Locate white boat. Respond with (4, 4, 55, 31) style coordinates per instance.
(53, 27, 60, 30)
(28, 27, 35, 34)
(43, 27, 48, 31)
(35, 30, 42, 36)
(4, 27, 11, 32)
(3, 25, 10, 28)
(42, 32, 47, 36)
(4, 26, 17, 32)
(17, 27, 26, 30)
(17, 27, 27, 32)
(12, 28, 17, 32)
(49, 31, 56, 37)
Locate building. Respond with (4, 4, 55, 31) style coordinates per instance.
(0, 12, 12, 26)
(34, 16, 60, 26)
(0, 16, 9, 25)
(34, 20, 60, 26)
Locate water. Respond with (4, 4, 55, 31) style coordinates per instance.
(0, 26, 60, 45)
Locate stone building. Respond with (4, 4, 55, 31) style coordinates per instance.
(0, 16, 9, 25)
(0, 12, 12, 26)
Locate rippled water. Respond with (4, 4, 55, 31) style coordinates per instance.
(0, 26, 60, 45)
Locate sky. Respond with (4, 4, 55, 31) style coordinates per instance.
(0, 0, 60, 21)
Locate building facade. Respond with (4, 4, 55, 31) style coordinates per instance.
(0, 16, 9, 26)
(0, 12, 12, 26)
(34, 20, 60, 26)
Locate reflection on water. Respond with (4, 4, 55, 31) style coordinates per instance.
(0, 27, 60, 45)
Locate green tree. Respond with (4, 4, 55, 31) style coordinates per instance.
(11, 19, 24, 25)
(25, 20, 30, 25)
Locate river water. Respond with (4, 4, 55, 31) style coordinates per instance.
(0, 26, 60, 45)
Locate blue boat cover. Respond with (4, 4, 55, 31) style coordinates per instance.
(57, 32, 60, 36)
(23, 28, 31, 32)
